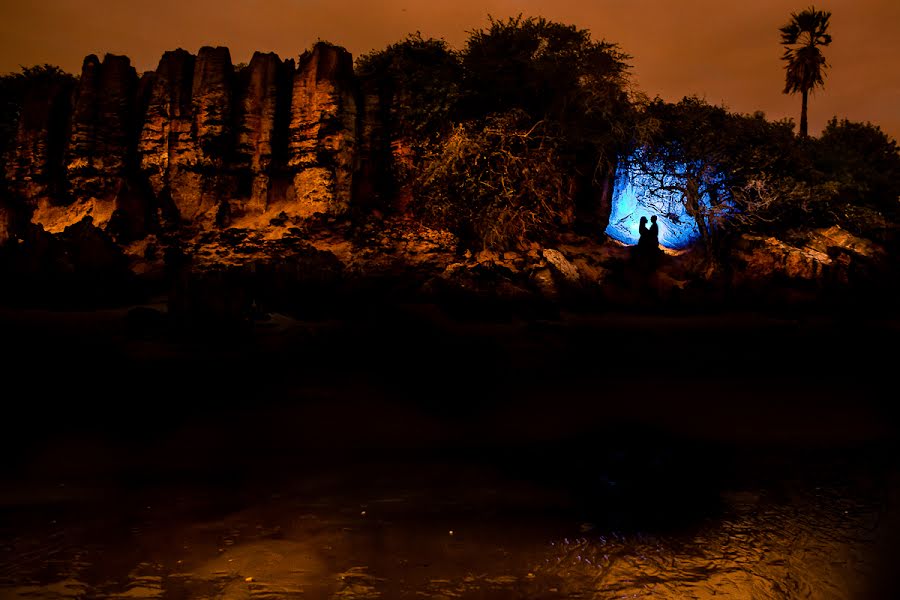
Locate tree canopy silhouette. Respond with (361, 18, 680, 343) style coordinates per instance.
(629, 97, 802, 254)
(780, 6, 832, 137)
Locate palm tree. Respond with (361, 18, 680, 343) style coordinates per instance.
(780, 6, 832, 137)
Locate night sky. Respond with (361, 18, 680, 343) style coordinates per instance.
(1, 0, 897, 139)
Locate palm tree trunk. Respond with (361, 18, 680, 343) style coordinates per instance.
(799, 88, 809, 137)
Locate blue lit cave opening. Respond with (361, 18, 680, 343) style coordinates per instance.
(604, 164, 719, 250)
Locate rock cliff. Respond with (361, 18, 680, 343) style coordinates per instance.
(286, 43, 357, 218)
(65, 55, 137, 204)
(2, 42, 367, 242)
(233, 52, 293, 213)
(5, 73, 73, 204)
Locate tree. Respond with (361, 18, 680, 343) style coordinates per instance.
(461, 16, 631, 151)
(461, 16, 634, 229)
(355, 35, 462, 209)
(356, 34, 462, 142)
(356, 16, 635, 233)
(413, 111, 571, 250)
(780, 6, 832, 138)
(811, 118, 900, 214)
(628, 99, 732, 250)
(628, 97, 806, 253)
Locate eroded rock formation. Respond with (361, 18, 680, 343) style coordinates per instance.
(286, 44, 357, 218)
(65, 54, 137, 205)
(234, 52, 293, 213)
(137, 48, 201, 221)
(1, 42, 369, 241)
(4, 74, 73, 204)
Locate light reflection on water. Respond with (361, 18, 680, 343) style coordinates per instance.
(0, 473, 888, 600)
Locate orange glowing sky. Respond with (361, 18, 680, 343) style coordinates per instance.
(1, 0, 897, 139)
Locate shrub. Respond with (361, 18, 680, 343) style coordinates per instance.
(413, 111, 572, 250)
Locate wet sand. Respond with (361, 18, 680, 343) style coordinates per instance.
(1, 304, 899, 598)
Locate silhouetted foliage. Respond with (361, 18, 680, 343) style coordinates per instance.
(414, 111, 571, 250)
(355, 35, 463, 208)
(780, 6, 832, 137)
(367, 17, 635, 248)
(733, 119, 900, 241)
(629, 98, 801, 250)
(628, 98, 734, 249)
(462, 18, 629, 121)
(462, 15, 634, 163)
(811, 118, 900, 216)
(623, 97, 883, 256)
(356, 34, 462, 141)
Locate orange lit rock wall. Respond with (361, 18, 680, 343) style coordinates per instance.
(3, 42, 377, 238)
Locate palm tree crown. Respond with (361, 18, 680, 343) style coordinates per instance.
(780, 6, 832, 137)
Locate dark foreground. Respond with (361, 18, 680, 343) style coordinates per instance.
(1, 303, 899, 599)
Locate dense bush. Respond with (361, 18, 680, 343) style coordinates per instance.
(627, 96, 900, 255)
(810, 118, 900, 216)
(413, 112, 571, 250)
(359, 17, 634, 249)
(356, 34, 462, 142)
(734, 119, 900, 241)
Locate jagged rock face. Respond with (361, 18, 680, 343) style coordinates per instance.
(4, 77, 73, 202)
(4, 43, 369, 237)
(234, 52, 293, 212)
(25, 54, 148, 236)
(355, 77, 417, 214)
(191, 46, 234, 214)
(138, 47, 243, 223)
(354, 76, 414, 213)
(353, 79, 386, 209)
(65, 54, 137, 203)
(287, 43, 357, 217)
(192, 47, 233, 159)
(138, 49, 197, 220)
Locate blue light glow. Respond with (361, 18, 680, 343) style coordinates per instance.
(604, 163, 718, 249)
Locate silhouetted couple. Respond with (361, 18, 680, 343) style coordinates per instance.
(638, 215, 659, 250)
(636, 215, 660, 270)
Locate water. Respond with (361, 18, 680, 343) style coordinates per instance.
(1, 453, 894, 599)
(1, 306, 898, 599)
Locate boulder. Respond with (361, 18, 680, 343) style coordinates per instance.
(731, 227, 889, 291)
(731, 234, 830, 283)
(542, 248, 581, 285)
(804, 225, 886, 261)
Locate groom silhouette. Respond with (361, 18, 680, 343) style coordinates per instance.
(648, 215, 659, 248)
